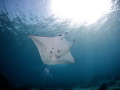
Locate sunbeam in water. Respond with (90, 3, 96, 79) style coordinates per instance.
(51, 0, 112, 24)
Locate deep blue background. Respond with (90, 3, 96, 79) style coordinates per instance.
(0, 0, 120, 88)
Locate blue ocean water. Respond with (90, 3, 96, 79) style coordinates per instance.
(0, 0, 120, 89)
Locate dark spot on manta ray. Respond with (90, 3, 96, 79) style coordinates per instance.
(58, 49, 61, 53)
(50, 51, 52, 54)
(59, 34, 62, 36)
(55, 55, 60, 58)
(52, 48, 54, 49)
(57, 56, 60, 58)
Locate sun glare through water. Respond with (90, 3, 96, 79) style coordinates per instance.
(51, 0, 112, 25)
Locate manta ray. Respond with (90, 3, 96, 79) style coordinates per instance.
(28, 32, 75, 65)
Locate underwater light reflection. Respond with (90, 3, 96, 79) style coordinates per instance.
(51, 0, 112, 24)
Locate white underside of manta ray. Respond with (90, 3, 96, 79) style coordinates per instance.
(28, 32, 75, 65)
